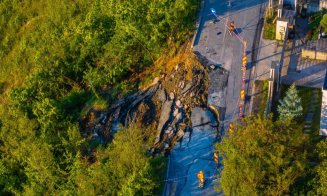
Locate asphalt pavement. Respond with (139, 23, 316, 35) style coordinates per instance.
(194, 0, 266, 123)
(164, 0, 267, 195)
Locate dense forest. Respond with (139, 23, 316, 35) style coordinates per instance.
(2, 1, 326, 195)
(0, 0, 199, 194)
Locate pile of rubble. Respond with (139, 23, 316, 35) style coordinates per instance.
(80, 53, 220, 154)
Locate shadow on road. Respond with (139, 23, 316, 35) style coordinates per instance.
(193, 0, 265, 47)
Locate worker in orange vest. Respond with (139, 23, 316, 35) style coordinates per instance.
(214, 152, 219, 164)
(196, 170, 204, 188)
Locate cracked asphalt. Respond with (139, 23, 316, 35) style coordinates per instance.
(163, 0, 267, 195)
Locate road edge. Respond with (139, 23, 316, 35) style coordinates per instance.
(191, 0, 206, 48)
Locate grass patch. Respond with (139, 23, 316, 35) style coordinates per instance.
(278, 85, 323, 140)
(263, 23, 276, 40)
(263, 11, 277, 40)
(252, 80, 269, 115)
(80, 96, 109, 118)
(259, 80, 269, 114)
(108, 81, 137, 100)
(92, 98, 109, 111)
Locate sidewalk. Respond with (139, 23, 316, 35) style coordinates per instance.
(254, 38, 279, 80)
(254, 17, 327, 88)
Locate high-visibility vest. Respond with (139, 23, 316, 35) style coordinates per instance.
(197, 171, 204, 183)
(230, 21, 235, 32)
(214, 152, 219, 164)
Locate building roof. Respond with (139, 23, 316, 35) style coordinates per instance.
(304, 39, 327, 53)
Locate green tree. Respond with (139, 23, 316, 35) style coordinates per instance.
(312, 139, 327, 194)
(0, 0, 196, 194)
(216, 116, 308, 195)
(71, 126, 166, 195)
(0, 106, 83, 194)
(278, 84, 303, 120)
(320, 14, 327, 33)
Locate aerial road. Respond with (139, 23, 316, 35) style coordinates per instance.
(193, 0, 266, 126)
(164, 0, 267, 195)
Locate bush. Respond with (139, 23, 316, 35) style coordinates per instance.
(263, 11, 276, 40)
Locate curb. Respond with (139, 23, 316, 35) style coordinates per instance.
(247, 3, 266, 115)
(191, 0, 206, 49)
(162, 155, 171, 196)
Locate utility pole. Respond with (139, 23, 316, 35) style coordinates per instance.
(268, 0, 273, 16)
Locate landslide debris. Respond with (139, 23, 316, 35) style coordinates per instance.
(81, 45, 212, 154)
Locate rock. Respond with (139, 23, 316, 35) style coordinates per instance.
(191, 107, 218, 131)
(164, 142, 170, 149)
(166, 127, 175, 138)
(179, 81, 185, 89)
(169, 92, 175, 100)
(155, 100, 173, 144)
(176, 129, 184, 138)
(151, 77, 160, 86)
(111, 121, 120, 133)
(193, 51, 216, 67)
(173, 108, 179, 117)
(165, 126, 173, 134)
(179, 123, 186, 129)
(184, 105, 188, 110)
(100, 112, 108, 124)
(157, 88, 167, 102)
(181, 83, 193, 94)
(175, 112, 183, 123)
(176, 100, 182, 108)
(208, 90, 226, 108)
(113, 107, 120, 120)
(175, 64, 179, 71)
(92, 125, 102, 137)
